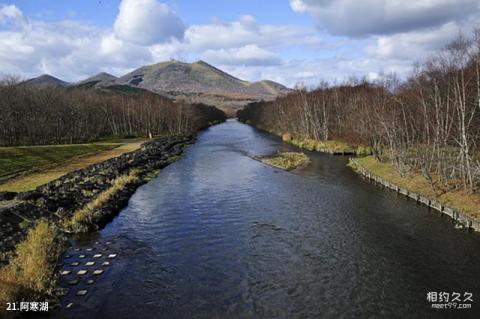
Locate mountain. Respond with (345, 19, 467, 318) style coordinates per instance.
(23, 74, 70, 88)
(23, 61, 290, 115)
(77, 72, 118, 88)
(116, 60, 290, 113)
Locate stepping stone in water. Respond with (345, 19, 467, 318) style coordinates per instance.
(86, 279, 94, 285)
(102, 261, 110, 267)
(79, 254, 86, 259)
(68, 279, 79, 285)
(74, 248, 81, 252)
(106, 241, 112, 245)
(70, 262, 80, 266)
(77, 270, 87, 276)
(66, 303, 74, 309)
(86, 248, 94, 252)
(95, 241, 100, 245)
(93, 269, 104, 275)
(93, 254, 102, 258)
(60, 270, 71, 276)
(85, 261, 95, 266)
(107, 254, 117, 259)
(76, 290, 88, 296)
(64, 254, 72, 259)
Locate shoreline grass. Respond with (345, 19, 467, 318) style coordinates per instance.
(63, 169, 140, 233)
(0, 221, 66, 309)
(282, 134, 372, 156)
(350, 156, 480, 220)
(259, 152, 310, 171)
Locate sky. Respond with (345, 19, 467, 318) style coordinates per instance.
(1, 0, 479, 87)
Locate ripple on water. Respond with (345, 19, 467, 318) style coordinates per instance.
(56, 120, 480, 319)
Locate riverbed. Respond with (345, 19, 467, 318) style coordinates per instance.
(55, 119, 480, 318)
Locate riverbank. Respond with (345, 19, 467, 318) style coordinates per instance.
(0, 139, 148, 193)
(238, 122, 371, 156)
(349, 156, 480, 231)
(0, 135, 192, 309)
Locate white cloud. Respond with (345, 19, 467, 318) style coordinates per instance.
(202, 45, 281, 66)
(0, 4, 26, 28)
(222, 56, 415, 88)
(366, 22, 463, 61)
(2, 0, 475, 89)
(290, 0, 480, 36)
(185, 15, 322, 50)
(0, 2, 185, 81)
(114, 0, 185, 45)
(0, 5, 325, 84)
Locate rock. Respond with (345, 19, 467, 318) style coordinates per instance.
(0, 192, 17, 201)
(15, 191, 42, 201)
(1, 136, 192, 263)
(76, 290, 88, 296)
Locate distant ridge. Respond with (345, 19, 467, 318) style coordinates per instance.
(78, 72, 117, 85)
(23, 74, 70, 88)
(24, 61, 290, 114)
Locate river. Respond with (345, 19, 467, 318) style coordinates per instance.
(55, 119, 480, 318)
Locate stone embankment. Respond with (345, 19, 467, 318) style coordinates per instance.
(349, 158, 480, 231)
(0, 136, 192, 264)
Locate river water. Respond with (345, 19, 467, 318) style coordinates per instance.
(56, 119, 480, 318)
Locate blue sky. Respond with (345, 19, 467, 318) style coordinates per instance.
(1, 0, 479, 86)
(11, 0, 309, 26)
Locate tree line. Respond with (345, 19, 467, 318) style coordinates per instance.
(0, 78, 226, 146)
(238, 31, 480, 193)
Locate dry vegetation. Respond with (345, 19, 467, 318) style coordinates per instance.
(259, 152, 310, 171)
(0, 79, 226, 146)
(63, 170, 139, 233)
(352, 156, 480, 219)
(0, 221, 65, 308)
(239, 31, 480, 196)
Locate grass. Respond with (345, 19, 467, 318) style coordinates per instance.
(352, 156, 480, 219)
(0, 140, 147, 192)
(0, 221, 65, 308)
(0, 144, 117, 181)
(259, 152, 310, 171)
(63, 170, 140, 233)
(281, 133, 371, 156)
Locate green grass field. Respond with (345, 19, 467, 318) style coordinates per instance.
(0, 144, 118, 182)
